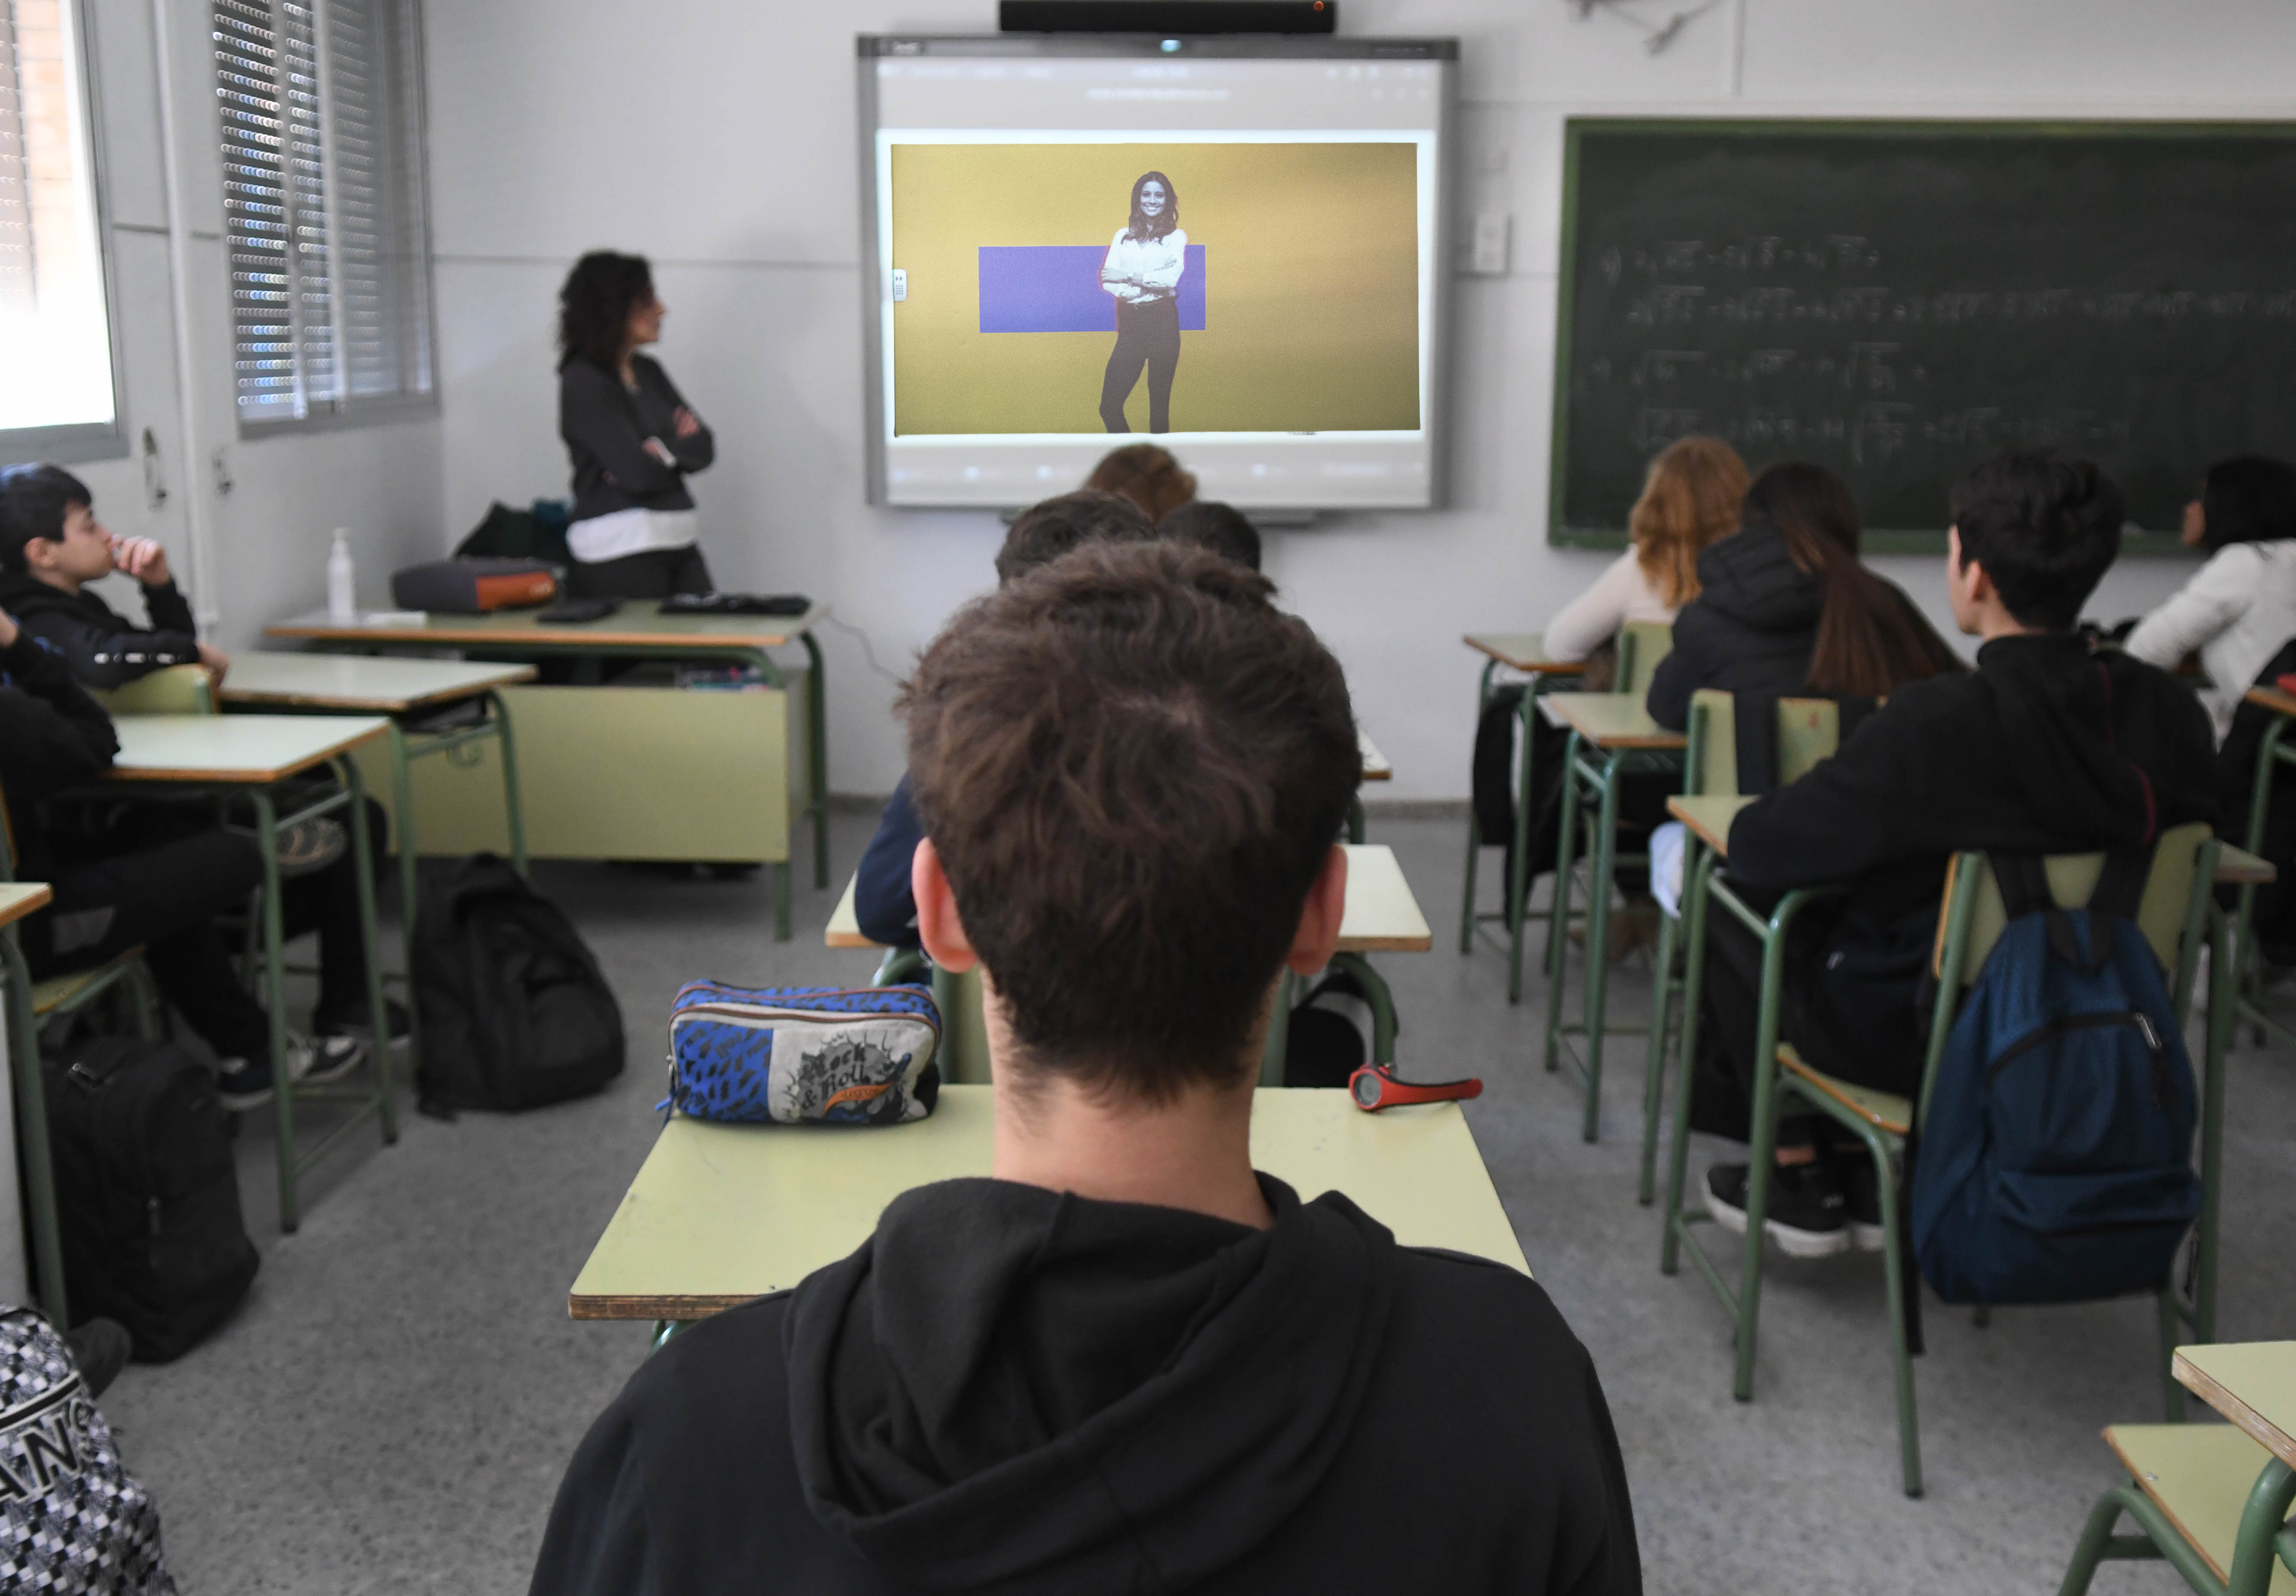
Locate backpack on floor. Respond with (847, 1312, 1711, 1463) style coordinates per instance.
(0, 1306, 178, 1593)
(414, 854, 624, 1116)
(43, 1038, 258, 1363)
(1908, 849, 2202, 1306)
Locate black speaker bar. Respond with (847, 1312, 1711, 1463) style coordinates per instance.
(1000, 1, 1336, 34)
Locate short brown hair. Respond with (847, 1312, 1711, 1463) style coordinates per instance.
(1158, 500, 1261, 573)
(901, 540, 1359, 1099)
(1086, 444, 1197, 521)
(993, 490, 1156, 585)
(1630, 436, 1749, 607)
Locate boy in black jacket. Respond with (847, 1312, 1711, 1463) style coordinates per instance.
(1691, 452, 2216, 1257)
(532, 542, 1642, 1596)
(0, 605, 358, 1106)
(0, 462, 398, 1051)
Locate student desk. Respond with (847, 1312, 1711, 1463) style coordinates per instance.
(1349, 731, 1390, 843)
(1660, 791, 2267, 1356)
(1540, 694, 1687, 1143)
(823, 845, 1434, 1083)
(567, 1085, 1528, 1333)
(2234, 684, 2296, 1050)
(105, 715, 398, 1232)
(0, 883, 66, 1320)
(265, 603, 827, 940)
(220, 653, 536, 1058)
(2072, 1343, 2296, 1596)
(1459, 635, 1588, 1002)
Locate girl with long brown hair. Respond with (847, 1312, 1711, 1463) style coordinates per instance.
(1545, 435, 1749, 661)
(1646, 460, 1963, 729)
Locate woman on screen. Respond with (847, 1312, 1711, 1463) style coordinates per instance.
(556, 251, 717, 598)
(1098, 171, 1187, 434)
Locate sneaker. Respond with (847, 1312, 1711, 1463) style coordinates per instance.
(213, 1056, 276, 1111)
(64, 1317, 132, 1399)
(1840, 1155, 1889, 1253)
(228, 816, 348, 876)
(1704, 1160, 1850, 1259)
(293, 1031, 367, 1085)
(313, 997, 411, 1043)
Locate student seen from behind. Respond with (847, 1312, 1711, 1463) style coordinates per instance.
(1543, 434, 1748, 669)
(1690, 451, 2216, 1257)
(0, 464, 396, 1074)
(1645, 459, 1962, 729)
(2122, 454, 2296, 741)
(851, 489, 1158, 947)
(530, 540, 1641, 1596)
(1085, 441, 1196, 521)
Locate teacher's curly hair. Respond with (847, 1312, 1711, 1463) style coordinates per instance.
(557, 250, 655, 374)
(1126, 171, 1181, 241)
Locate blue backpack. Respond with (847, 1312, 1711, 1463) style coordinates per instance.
(1908, 849, 2202, 1306)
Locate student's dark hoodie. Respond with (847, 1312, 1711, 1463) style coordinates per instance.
(0, 571, 201, 688)
(530, 1176, 1641, 1596)
(1645, 520, 1937, 731)
(1728, 632, 2217, 933)
(0, 630, 118, 879)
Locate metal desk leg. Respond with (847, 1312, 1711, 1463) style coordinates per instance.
(1543, 731, 1586, 1071)
(1506, 683, 1541, 1004)
(1579, 750, 1625, 1142)
(0, 928, 67, 1323)
(386, 721, 424, 1081)
(2198, 902, 2233, 1345)
(339, 757, 399, 1152)
(801, 629, 829, 891)
(1260, 972, 1294, 1086)
(253, 790, 300, 1233)
(1328, 951, 1396, 1065)
(1346, 796, 1367, 845)
(486, 688, 529, 876)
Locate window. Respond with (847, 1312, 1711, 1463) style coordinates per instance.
(0, 0, 122, 455)
(213, 0, 432, 429)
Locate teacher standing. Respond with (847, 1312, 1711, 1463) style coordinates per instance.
(557, 250, 717, 599)
(1097, 171, 1187, 434)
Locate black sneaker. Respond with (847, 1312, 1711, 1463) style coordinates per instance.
(1704, 1160, 1850, 1258)
(65, 1317, 132, 1399)
(313, 997, 411, 1043)
(295, 1031, 367, 1085)
(213, 1056, 276, 1111)
(1839, 1154, 1889, 1253)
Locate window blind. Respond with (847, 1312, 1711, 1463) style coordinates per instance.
(213, 0, 430, 426)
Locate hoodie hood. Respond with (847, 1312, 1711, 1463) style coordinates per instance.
(785, 1175, 1397, 1595)
(1692, 522, 1822, 635)
(1977, 632, 2202, 846)
(0, 571, 88, 618)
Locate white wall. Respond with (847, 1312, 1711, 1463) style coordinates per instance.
(422, 0, 2296, 801)
(8, 0, 445, 643)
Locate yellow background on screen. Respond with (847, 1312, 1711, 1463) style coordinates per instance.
(890, 142, 1421, 435)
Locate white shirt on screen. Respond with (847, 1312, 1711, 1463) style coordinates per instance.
(1542, 549, 1680, 662)
(1102, 229, 1189, 305)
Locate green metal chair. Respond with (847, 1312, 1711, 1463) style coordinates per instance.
(1541, 622, 1680, 1141)
(88, 663, 214, 717)
(1636, 690, 1842, 1201)
(1458, 645, 1582, 1005)
(1660, 821, 2226, 1497)
(2231, 705, 2296, 1052)
(871, 948, 992, 1086)
(2059, 1420, 2296, 1596)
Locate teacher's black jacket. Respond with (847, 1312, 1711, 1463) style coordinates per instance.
(559, 354, 715, 523)
(529, 1176, 1641, 1596)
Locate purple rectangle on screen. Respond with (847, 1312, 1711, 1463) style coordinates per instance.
(977, 245, 1206, 333)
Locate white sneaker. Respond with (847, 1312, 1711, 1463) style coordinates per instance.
(285, 1030, 367, 1085)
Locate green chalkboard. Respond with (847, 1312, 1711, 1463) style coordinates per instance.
(1551, 119, 2296, 552)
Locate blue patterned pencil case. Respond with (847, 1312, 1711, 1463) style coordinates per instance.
(666, 981, 941, 1124)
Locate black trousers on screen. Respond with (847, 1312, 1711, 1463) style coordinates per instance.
(1099, 296, 1181, 434)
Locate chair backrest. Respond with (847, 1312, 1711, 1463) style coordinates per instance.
(90, 664, 213, 717)
(1615, 620, 1674, 701)
(1683, 688, 1842, 797)
(1935, 822, 2215, 993)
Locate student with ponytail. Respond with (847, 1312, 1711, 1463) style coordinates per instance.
(1645, 461, 1963, 731)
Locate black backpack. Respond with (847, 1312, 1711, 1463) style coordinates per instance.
(43, 1037, 259, 1362)
(413, 854, 624, 1116)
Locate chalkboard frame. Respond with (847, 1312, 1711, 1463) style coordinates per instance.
(1548, 116, 2296, 556)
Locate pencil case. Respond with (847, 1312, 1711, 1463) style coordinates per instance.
(664, 981, 940, 1125)
(390, 557, 559, 613)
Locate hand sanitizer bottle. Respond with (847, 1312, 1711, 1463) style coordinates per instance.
(327, 528, 358, 623)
